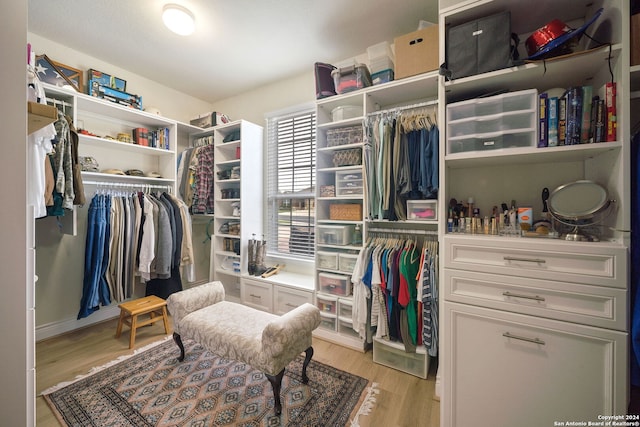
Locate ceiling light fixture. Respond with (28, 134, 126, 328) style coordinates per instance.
(162, 4, 195, 36)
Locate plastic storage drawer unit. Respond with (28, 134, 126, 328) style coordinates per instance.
(339, 253, 359, 273)
(336, 170, 364, 196)
(338, 299, 353, 318)
(316, 294, 338, 314)
(447, 89, 538, 122)
(319, 312, 337, 331)
(373, 337, 429, 379)
(407, 200, 438, 220)
(317, 224, 355, 245)
(318, 272, 352, 296)
(338, 317, 359, 339)
(317, 251, 339, 270)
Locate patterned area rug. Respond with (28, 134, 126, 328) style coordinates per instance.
(42, 338, 378, 426)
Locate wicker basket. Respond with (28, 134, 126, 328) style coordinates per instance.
(330, 203, 363, 221)
(332, 148, 362, 167)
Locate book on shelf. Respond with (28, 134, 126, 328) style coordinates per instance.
(580, 85, 593, 143)
(538, 92, 548, 148)
(589, 95, 600, 143)
(605, 81, 617, 142)
(548, 96, 558, 147)
(565, 86, 583, 145)
(558, 96, 567, 146)
(594, 98, 606, 143)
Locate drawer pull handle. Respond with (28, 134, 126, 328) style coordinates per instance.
(502, 291, 546, 302)
(502, 332, 546, 346)
(503, 256, 546, 264)
(249, 294, 261, 299)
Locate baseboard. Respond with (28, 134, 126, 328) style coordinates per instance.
(36, 305, 120, 342)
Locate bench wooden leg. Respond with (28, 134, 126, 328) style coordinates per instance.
(173, 333, 186, 362)
(302, 346, 313, 384)
(115, 309, 126, 338)
(266, 369, 285, 416)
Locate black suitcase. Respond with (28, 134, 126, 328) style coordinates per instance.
(446, 11, 517, 80)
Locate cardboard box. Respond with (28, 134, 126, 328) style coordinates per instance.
(394, 25, 439, 79)
(28, 101, 57, 135)
(632, 14, 640, 66)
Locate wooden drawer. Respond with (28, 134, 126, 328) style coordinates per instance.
(444, 269, 626, 331)
(273, 285, 313, 315)
(240, 279, 272, 312)
(444, 236, 627, 288)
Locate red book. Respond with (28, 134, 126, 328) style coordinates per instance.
(605, 82, 617, 142)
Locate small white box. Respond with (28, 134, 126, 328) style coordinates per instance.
(318, 272, 352, 296)
(317, 251, 338, 270)
(407, 200, 438, 221)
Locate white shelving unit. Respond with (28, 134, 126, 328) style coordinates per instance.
(42, 83, 181, 236)
(314, 72, 440, 352)
(439, 1, 631, 425)
(208, 120, 263, 302)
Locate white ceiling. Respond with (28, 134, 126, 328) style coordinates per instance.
(28, 0, 438, 103)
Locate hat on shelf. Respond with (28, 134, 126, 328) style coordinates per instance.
(125, 169, 144, 177)
(525, 7, 603, 60)
(145, 171, 163, 178)
(101, 168, 126, 176)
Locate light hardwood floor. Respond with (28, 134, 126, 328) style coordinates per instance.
(37, 317, 440, 427)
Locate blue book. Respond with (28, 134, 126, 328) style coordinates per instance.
(580, 86, 593, 143)
(538, 92, 548, 148)
(566, 87, 583, 145)
(548, 97, 559, 146)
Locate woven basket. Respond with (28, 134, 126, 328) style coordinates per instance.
(332, 148, 362, 167)
(330, 204, 363, 221)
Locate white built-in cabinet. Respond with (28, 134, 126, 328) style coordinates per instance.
(206, 120, 263, 302)
(314, 73, 440, 352)
(438, 0, 632, 425)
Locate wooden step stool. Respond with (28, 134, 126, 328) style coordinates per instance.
(116, 295, 170, 349)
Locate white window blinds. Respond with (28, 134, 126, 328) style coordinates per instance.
(266, 109, 316, 258)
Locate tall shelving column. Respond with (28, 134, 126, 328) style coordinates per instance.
(212, 120, 263, 302)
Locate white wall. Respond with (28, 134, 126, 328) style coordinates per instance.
(1, 0, 30, 424)
(27, 33, 213, 123)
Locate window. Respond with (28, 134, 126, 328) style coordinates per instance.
(266, 107, 316, 258)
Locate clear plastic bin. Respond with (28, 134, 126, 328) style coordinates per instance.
(316, 295, 338, 314)
(318, 272, 352, 296)
(336, 170, 364, 196)
(447, 110, 535, 138)
(447, 131, 536, 155)
(407, 200, 438, 220)
(339, 253, 359, 273)
(338, 317, 359, 338)
(446, 89, 538, 122)
(317, 251, 338, 270)
(317, 224, 355, 245)
(319, 312, 337, 331)
(373, 337, 429, 379)
(331, 105, 361, 121)
(331, 63, 372, 94)
(338, 299, 353, 318)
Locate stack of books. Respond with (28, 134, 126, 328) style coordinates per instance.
(537, 82, 616, 147)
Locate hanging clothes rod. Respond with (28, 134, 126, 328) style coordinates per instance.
(367, 98, 438, 118)
(83, 180, 173, 191)
(367, 227, 438, 236)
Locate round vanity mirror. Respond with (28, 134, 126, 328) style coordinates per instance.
(547, 180, 613, 241)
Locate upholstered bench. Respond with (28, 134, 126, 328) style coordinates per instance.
(166, 281, 321, 415)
